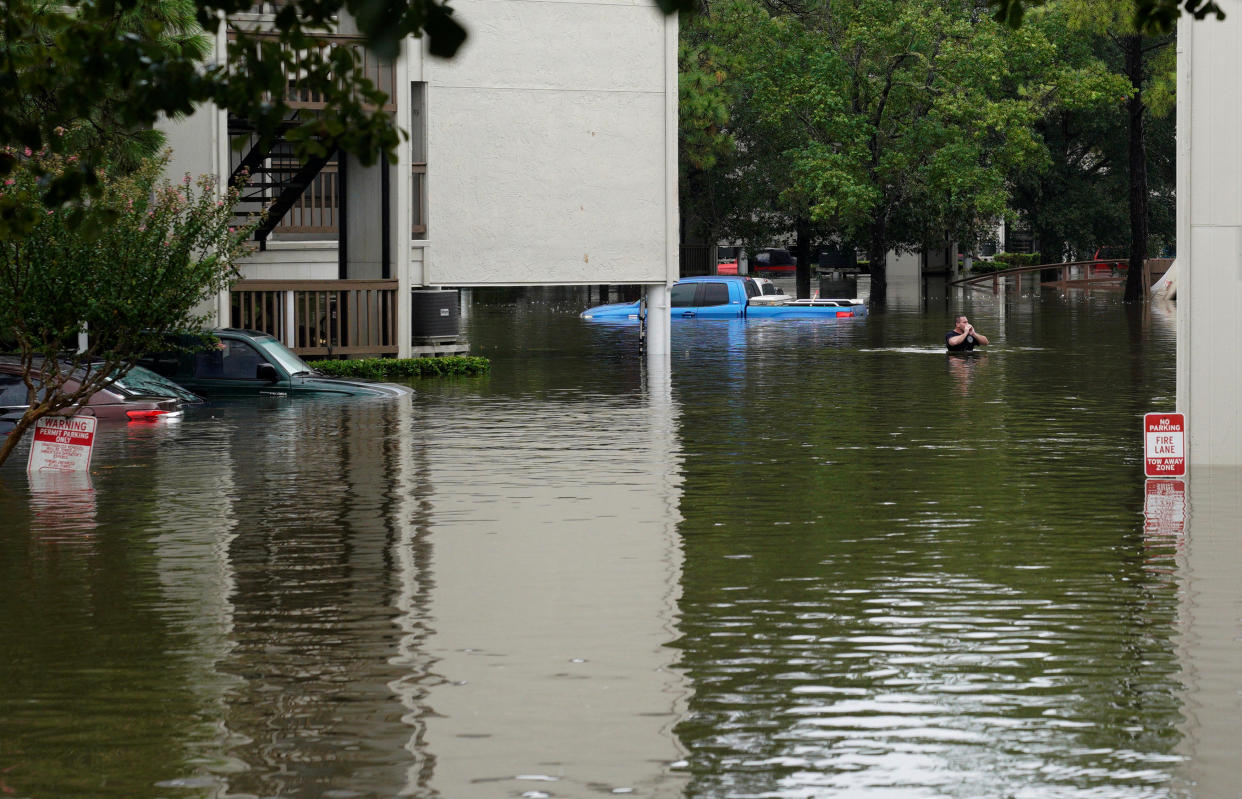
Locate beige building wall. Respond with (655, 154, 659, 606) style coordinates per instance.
(415, 0, 679, 287)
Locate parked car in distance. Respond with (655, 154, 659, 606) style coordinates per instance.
(753, 248, 796, 275)
(1093, 246, 1128, 272)
(137, 329, 414, 399)
(0, 357, 193, 421)
(717, 249, 798, 276)
(747, 277, 789, 304)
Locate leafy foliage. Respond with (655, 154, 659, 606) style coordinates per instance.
(989, 0, 1221, 34)
(311, 356, 491, 380)
(682, 0, 1059, 302)
(1002, 0, 1174, 300)
(0, 150, 255, 465)
(993, 251, 1044, 265)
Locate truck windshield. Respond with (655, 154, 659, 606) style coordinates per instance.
(251, 335, 314, 375)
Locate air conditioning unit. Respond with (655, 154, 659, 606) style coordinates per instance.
(412, 289, 460, 343)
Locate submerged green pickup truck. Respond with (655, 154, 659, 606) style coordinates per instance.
(138, 329, 412, 399)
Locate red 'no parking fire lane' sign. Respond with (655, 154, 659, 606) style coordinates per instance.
(1144, 413, 1185, 477)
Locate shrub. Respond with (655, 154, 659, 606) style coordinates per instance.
(992, 252, 1042, 267)
(311, 356, 491, 380)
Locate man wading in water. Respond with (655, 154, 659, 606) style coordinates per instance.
(946, 315, 989, 352)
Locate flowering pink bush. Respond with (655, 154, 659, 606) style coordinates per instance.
(0, 150, 260, 466)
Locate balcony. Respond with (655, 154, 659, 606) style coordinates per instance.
(231, 279, 399, 357)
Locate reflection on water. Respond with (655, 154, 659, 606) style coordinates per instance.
(27, 470, 97, 540)
(0, 285, 1234, 798)
(1174, 468, 1242, 797)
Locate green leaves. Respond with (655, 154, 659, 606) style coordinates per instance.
(0, 151, 255, 366)
(0, 0, 480, 224)
(312, 355, 491, 379)
(993, 0, 1224, 35)
(0, 150, 259, 464)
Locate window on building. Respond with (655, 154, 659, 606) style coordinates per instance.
(411, 82, 427, 237)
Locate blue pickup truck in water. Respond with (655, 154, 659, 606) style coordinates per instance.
(580, 276, 866, 321)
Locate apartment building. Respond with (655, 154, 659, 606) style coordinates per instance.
(160, 0, 679, 358)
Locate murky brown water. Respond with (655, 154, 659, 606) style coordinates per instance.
(1, 281, 1234, 798)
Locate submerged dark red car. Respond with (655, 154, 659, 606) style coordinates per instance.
(0, 357, 197, 422)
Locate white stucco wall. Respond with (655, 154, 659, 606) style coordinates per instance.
(419, 0, 678, 286)
(1178, 12, 1242, 466)
(888, 249, 922, 281)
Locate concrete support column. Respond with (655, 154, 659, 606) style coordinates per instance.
(645, 284, 670, 359)
(344, 156, 386, 280)
(395, 38, 414, 358)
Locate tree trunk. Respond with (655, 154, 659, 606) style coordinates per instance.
(1123, 34, 1148, 303)
(868, 222, 887, 306)
(0, 408, 42, 468)
(795, 219, 812, 299)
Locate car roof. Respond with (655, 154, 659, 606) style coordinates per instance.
(0, 354, 81, 371)
(679, 275, 750, 283)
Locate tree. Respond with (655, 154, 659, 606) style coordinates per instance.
(1018, 0, 1176, 301)
(0, 150, 255, 467)
(1003, 2, 1139, 263)
(698, 0, 1052, 303)
(987, 0, 1219, 35)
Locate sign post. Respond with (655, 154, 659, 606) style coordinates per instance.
(27, 415, 97, 473)
(1144, 413, 1185, 478)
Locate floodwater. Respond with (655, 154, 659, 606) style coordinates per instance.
(1, 280, 1239, 798)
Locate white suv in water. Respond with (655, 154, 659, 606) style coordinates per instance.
(748, 277, 789, 304)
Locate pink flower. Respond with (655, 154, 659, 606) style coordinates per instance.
(3, 179, 13, 186)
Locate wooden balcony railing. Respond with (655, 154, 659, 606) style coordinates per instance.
(272, 160, 339, 235)
(231, 279, 399, 357)
(226, 32, 396, 112)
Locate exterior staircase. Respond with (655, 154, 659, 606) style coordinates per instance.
(228, 112, 339, 249)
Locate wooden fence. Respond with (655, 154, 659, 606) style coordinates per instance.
(230, 279, 399, 357)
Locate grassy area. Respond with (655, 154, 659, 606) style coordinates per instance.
(311, 356, 490, 380)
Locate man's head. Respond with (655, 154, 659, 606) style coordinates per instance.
(954, 315, 969, 333)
